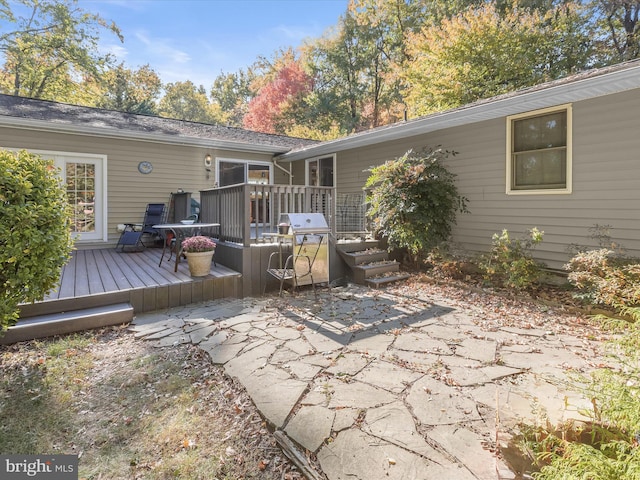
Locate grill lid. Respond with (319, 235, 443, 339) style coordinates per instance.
(279, 213, 329, 233)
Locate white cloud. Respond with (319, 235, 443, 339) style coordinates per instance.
(135, 30, 191, 64)
(271, 24, 313, 42)
(102, 43, 129, 60)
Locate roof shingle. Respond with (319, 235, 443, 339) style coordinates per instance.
(0, 94, 318, 151)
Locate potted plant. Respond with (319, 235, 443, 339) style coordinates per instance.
(181, 235, 216, 277)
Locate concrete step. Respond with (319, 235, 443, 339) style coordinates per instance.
(365, 272, 412, 288)
(338, 248, 389, 267)
(0, 302, 134, 344)
(352, 260, 400, 284)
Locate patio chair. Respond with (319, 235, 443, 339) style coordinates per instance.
(115, 203, 166, 252)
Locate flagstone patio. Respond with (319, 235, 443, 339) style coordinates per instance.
(130, 281, 606, 479)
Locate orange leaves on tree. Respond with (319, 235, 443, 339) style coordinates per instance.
(243, 60, 312, 134)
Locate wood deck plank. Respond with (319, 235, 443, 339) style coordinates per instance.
(86, 250, 106, 295)
(97, 249, 137, 291)
(73, 250, 91, 297)
(56, 250, 78, 299)
(113, 250, 159, 287)
(138, 249, 191, 284)
(106, 249, 149, 290)
(92, 249, 121, 293)
(140, 248, 193, 283)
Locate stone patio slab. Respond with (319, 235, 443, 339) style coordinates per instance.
(407, 375, 481, 425)
(325, 353, 370, 377)
(348, 329, 395, 354)
(454, 337, 497, 363)
(327, 380, 396, 409)
(428, 425, 515, 480)
(317, 429, 476, 480)
(353, 360, 423, 393)
(364, 402, 444, 458)
(393, 332, 452, 355)
(200, 341, 246, 365)
(235, 364, 307, 428)
(285, 405, 334, 452)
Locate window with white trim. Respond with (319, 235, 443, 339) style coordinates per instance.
(506, 105, 572, 194)
(306, 155, 335, 187)
(216, 158, 272, 186)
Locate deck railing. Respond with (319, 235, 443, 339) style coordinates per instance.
(199, 184, 335, 246)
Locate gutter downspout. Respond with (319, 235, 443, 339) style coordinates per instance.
(273, 158, 293, 185)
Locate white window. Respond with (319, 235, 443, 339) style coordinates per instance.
(215, 158, 273, 225)
(506, 105, 572, 194)
(306, 155, 335, 187)
(216, 158, 272, 186)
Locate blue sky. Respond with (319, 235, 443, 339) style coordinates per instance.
(90, 0, 348, 88)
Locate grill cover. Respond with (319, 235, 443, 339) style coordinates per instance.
(279, 213, 329, 234)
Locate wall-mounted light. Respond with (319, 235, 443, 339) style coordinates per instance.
(204, 153, 212, 180)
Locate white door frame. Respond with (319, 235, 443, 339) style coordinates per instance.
(5, 147, 108, 243)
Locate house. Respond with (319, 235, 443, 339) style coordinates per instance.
(278, 59, 640, 271)
(2, 59, 640, 294)
(0, 94, 317, 247)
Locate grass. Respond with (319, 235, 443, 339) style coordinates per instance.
(0, 327, 301, 480)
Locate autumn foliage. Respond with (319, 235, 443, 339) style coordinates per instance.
(243, 60, 312, 134)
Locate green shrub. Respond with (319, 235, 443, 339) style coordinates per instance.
(480, 228, 544, 290)
(0, 149, 74, 331)
(565, 248, 640, 307)
(526, 307, 640, 480)
(364, 147, 468, 260)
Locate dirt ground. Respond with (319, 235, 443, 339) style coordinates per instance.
(0, 326, 305, 480)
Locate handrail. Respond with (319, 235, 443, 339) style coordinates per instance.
(199, 183, 335, 246)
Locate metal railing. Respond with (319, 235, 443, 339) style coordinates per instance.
(199, 183, 335, 246)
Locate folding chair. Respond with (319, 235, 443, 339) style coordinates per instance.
(115, 203, 165, 252)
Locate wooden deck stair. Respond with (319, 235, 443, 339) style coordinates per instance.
(2, 302, 134, 345)
(336, 241, 410, 287)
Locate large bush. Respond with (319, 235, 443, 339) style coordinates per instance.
(364, 147, 468, 258)
(480, 228, 544, 290)
(565, 248, 640, 307)
(0, 149, 74, 331)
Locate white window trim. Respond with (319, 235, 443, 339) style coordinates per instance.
(2, 147, 108, 242)
(506, 104, 572, 195)
(305, 154, 336, 187)
(214, 157, 273, 186)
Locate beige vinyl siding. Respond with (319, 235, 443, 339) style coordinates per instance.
(289, 159, 306, 185)
(329, 88, 640, 269)
(0, 127, 273, 247)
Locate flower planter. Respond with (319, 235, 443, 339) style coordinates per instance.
(185, 250, 214, 277)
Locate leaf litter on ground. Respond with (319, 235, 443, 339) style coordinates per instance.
(0, 326, 304, 479)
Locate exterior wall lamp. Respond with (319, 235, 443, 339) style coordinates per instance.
(204, 153, 212, 180)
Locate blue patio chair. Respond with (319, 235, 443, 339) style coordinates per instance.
(115, 203, 166, 252)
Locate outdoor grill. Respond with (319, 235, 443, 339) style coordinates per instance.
(267, 213, 330, 293)
(279, 213, 330, 236)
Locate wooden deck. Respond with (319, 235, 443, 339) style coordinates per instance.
(19, 247, 242, 320)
